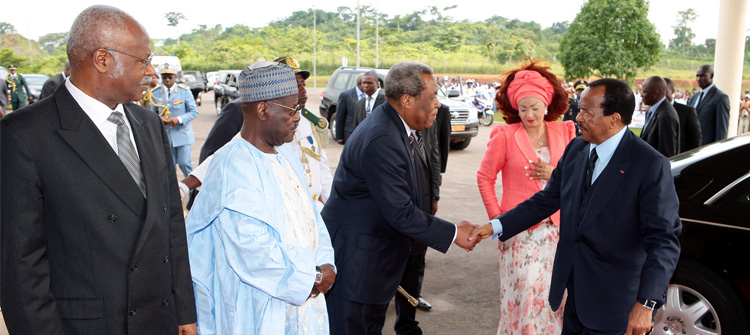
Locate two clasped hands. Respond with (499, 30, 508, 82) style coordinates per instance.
(453, 160, 554, 251)
(453, 221, 497, 251)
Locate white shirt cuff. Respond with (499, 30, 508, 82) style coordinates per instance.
(490, 218, 503, 240)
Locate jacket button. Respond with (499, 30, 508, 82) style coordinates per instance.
(163, 205, 168, 213)
(129, 309, 136, 316)
(108, 215, 117, 223)
(162, 299, 170, 306)
(130, 265, 138, 272)
(163, 256, 169, 263)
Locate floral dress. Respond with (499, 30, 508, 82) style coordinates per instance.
(497, 147, 565, 335)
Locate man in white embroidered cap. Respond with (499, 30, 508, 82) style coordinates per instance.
(185, 60, 336, 335)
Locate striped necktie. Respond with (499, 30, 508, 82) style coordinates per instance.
(414, 130, 427, 163)
(107, 112, 146, 197)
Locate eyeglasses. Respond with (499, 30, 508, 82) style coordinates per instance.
(266, 101, 301, 113)
(98, 48, 153, 69)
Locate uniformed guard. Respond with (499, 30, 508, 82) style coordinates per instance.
(274, 55, 333, 211)
(6, 64, 32, 110)
(151, 63, 199, 177)
(563, 79, 588, 135)
(139, 73, 159, 109)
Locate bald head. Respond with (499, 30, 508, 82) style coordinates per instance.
(696, 64, 714, 89)
(641, 76, 666, 106)
(67, 5, 146, 69)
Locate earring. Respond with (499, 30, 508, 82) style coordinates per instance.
(544, 109, 548, 115)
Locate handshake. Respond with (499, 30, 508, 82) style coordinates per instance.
(453, 220, 496, 251)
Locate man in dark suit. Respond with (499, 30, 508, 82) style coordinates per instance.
(435, 103, 451, 173)
(472, 79, 681, 334)
(322, 62, 478, 335)
(40, 61, 70, 100)
(353, 71, 384, 127)
(664, 77, 702, 152)
(335, 73, 364, 143)
(687, 65, 730, 145)
(640, 76, 679, 157)
(1, 6, 197, 335)
(392, 96, 447, 334)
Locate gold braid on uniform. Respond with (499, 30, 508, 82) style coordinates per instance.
(151, 95, 171, 117)
(6, 76, 17, 93)
(298, 131, 324, 190)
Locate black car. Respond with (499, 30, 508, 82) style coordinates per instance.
(655, 133, 750, 333)
(319, 67, 386, 139)
(24, 74, 50, 103)
(181, 74, 205, 106)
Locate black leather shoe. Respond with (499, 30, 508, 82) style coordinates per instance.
(416, 297, 432, 311)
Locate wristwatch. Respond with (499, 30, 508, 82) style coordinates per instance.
(314, 266, 323, 285)
(637, 298, 658, 310)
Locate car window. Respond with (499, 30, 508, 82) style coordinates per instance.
(715, 177, 750, 208)
(332, 73, 352, 90)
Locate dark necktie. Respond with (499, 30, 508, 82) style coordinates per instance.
(107, 112, 147, 197)
(585, 148, 598, 192)
(415, 130, 427, 163)
(643, 109, 654, 131)
(365, 96, 372, 116)
(694, 91, 704, 108)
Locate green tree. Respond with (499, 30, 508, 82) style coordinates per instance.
(0, 22, 16, 35)
(165, 12, 187, 45)
(669, 8, 697, 56)
(39, 32, 67, 54)
(559, 0, 661, 83)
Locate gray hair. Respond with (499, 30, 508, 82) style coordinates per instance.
(384, 62, 434, 100)
(67, 5, 132, 68)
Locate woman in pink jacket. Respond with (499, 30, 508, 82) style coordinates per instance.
(477, 60, 576, 334)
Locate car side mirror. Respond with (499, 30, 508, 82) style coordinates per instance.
(448, 90, 460, 98)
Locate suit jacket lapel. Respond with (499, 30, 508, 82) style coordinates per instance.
(569, 142, 589, 229)
(384, 103, 420, 200)
(696, 86, 715, 114)
(125, 104, 161, 256)
(578, 131, 633, 232)
(54, 85, 147, 219)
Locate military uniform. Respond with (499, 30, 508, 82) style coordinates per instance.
(6, 64, 31, 110)
(150, 64, 199, 177)
(275, 56, 334, 211)
(291, 109, 332, 211)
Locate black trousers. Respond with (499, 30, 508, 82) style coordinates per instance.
(393, 241, 427, 335)
(561, 274, 624, 335)
(327, 293, 388, 335)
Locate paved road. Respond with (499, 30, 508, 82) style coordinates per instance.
(1, 88, 504, 334)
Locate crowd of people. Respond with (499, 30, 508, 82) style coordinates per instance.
(0, 4, 745, 335)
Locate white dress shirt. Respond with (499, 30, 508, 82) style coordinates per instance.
(65, 78, 140, 158)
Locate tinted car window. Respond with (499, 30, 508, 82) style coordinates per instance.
(332, 73, 352, 90)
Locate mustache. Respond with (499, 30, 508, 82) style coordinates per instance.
(139, 76, 153, 86)
(290, 121, 299, 132)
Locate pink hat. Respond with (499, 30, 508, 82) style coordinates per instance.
(507, 70, 555, 110)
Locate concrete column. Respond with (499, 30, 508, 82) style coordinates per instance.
(713, 0, 749, 137)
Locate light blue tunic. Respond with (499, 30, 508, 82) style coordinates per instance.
(186, 139, 335, 335)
